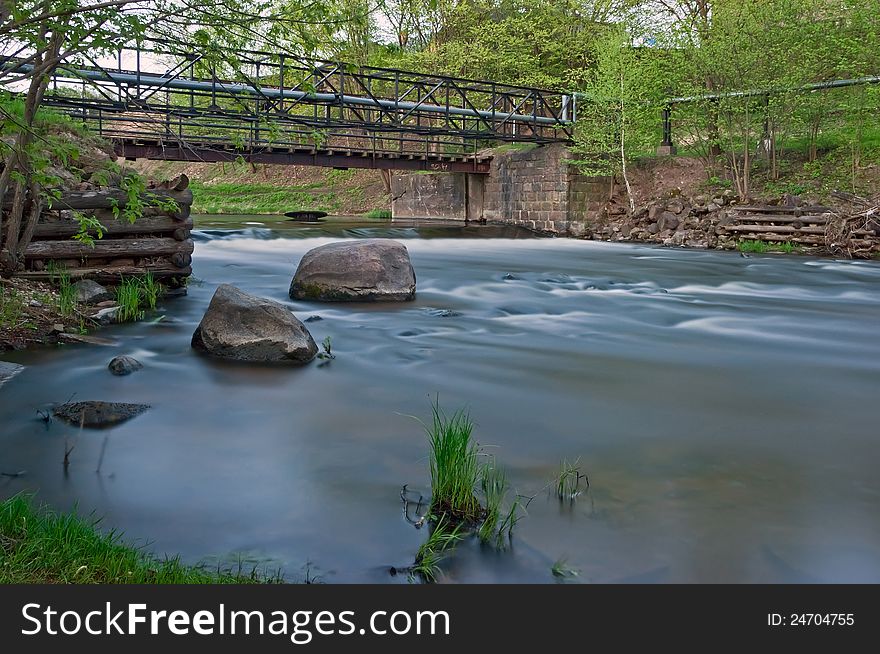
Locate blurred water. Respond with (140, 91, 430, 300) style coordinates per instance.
(2, 215, 879, 583)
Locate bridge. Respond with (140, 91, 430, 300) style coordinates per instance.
(14, 40, 576, 174)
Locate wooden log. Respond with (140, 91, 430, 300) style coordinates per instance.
(33, 216, 193, 239)
(724, 224, 876, 237)
(724, 224, 827, 235)
(730, 214, 829, 225)
(16, 264, 192, 284)
(24, 237, 194, 261)
(31, 189, 193, 219)
(732, 205, 832, 214)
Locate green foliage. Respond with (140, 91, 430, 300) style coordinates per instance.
(316, 335, 335, 360)
(71, 211, 106, 247)
(0, 494, 278, 584)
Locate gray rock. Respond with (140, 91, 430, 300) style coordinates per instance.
(93, 306, 121, 325)
(53, 401, 150, 428)
(73, 279, 113, 304)
(666, 198, 686, 215)
(192, 284, 318, 364)
(0, 361, 24, 390)
(290, 239, 416, 302)
(657, 212, 680, 231)
(108, 355, 143, 376)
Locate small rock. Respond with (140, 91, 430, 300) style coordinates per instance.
(304, 315, 323, 323)
(28, 299, 43, 308)
(648, 205, 664, 221)
(51, 324, 65, 333)
(93, 306, 121, 325)
(666, 198, 686, 215)
(53, 401, 150, 428)
(707, 202, 721, 212)
(73, 279, 113, 304)
(647, 223, 659, 235)
(95, 300, 117, 308)
(108, 355, 143, 376)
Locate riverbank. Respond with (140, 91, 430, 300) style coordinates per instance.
(131, 160, 390, 216)
(0, 495, 275, 583)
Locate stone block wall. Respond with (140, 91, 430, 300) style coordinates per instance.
(390, 172, 467, 220)
(392, 144, 611, 234)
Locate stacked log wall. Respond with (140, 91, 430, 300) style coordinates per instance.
(10, 176, 195, 286)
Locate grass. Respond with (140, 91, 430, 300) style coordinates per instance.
(0, 494, 279, 583)
(0, 286, 25, 328)
(737, 239, 802, 254)
(412, 516, 465, 583)
(190, 181, 340, 215)
(56, 271, 77, 317)
(412, 402, 527, 581)
(426, 402, 482, 523)
(115, 278, 145, 322)
(551, 558, 579, 579)
(139, 272, 162, 311)
(555, 458, 589, 501)
(362, 208, 392, 219)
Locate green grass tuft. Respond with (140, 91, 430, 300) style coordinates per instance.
(115, 278, 145, 322)
(412, 515, 465, 583)
(56, 271, 77, 317)
(738, 239, 802, 254)
(139, 272, 162, 311)
(0, 494, 279, 583)
(363, 208, 392, 219)
(426, 401, 482, 523)
(555, 458, 589, 502)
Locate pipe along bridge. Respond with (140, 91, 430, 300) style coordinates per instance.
(13, 41, 576, 173)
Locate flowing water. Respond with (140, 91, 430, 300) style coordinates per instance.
(2, 215, 880, 583)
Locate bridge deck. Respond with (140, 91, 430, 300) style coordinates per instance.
(114, 138, 493, 173)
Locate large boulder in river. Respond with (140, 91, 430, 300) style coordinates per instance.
(192, 284, 318, 364)
(289, 239, 416, 302)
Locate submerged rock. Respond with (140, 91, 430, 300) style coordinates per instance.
(290, 239, 416, 302)
(108, 355, 143, 376)
(53, 401, 150, 428)
(73, 279, 113, 304)
(192, 284, 318, 364)
(0, 361, 24, 390)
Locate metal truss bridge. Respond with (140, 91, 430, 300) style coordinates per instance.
(10, 40, 576, 174)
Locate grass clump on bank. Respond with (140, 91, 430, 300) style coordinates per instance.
(363, 208, 392, 219)
(737, 239, 802, 254)
(0, 494, 277, 583)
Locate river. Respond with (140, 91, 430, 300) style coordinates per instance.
(2, 215, 879, 583)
